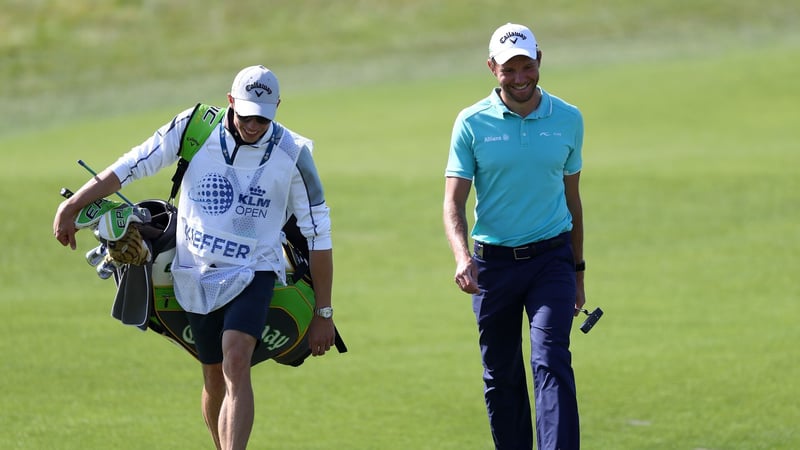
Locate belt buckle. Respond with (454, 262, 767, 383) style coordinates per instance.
(475, 242, 484, 259)
(513, 246, 531, 260)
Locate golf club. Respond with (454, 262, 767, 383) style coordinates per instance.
(85, 244, 106, 267)
(77, 160, 134, 206)
(96, 259, 115, 280)
(577, 307, 603, 334)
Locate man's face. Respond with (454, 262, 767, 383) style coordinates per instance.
(233, 110, 270, 144)
(492, 55, 540, 105)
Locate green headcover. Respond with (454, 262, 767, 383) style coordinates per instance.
(95, 205, 151, 242)
(180, 103, 225, 161)
(74, 198, 124, 229)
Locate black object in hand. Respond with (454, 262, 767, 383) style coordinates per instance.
(577, 307, 603, 334)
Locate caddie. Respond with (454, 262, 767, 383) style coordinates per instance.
(53, 65, 335, 450)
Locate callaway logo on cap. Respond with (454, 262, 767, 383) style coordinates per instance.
(231, 65, 280, 120)
(488, 23, 539, 65)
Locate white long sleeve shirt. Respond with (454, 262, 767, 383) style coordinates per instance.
(109, 106, 332, 313)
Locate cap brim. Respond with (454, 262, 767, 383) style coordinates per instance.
(491, 48, 536, 65)
(233, 99, 278, 120)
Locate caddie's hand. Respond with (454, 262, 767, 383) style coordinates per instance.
(308, 316, 336, 357)
(53, 200, 78, 250)
(454, 258, 480, 294)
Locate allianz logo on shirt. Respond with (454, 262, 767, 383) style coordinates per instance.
(484, 134, 510, 143)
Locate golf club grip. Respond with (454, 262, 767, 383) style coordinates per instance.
(334, 327, 348, 353)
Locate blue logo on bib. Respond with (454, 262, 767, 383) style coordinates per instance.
(189, 173, 235, 216)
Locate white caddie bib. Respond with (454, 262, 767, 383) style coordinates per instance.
(171, 124, 299, 314)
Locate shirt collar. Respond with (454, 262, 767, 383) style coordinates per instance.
(489, 86, 552, 119)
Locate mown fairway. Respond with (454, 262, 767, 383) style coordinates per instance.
(2, 1, 798, 449)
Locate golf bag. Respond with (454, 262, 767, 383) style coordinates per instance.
(67, 103, 345, 367)
(107, 198, 345, 367)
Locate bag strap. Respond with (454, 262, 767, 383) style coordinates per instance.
(168, 103, 225, 204)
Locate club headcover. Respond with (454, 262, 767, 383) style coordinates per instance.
(95, 205, 152, 242)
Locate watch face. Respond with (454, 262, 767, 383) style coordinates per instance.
(316, 307, 333, 318)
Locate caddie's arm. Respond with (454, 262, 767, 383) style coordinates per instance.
(54, 168, 123, 250)
(307, 248, 335, 356)
(288, 144, 336, 356)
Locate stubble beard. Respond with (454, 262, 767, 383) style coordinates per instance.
(502, 84, 536, 105)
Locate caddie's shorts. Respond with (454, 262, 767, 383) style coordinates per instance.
(186, 271, 276, 364)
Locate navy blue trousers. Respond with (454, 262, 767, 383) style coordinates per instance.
(472, 234, 580, 450)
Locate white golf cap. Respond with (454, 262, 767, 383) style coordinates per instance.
(488, 23, 538, 64)
(230, 65, 280, 119)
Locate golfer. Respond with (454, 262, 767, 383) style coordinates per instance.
(443, 23, 586, 449)
(54, 65, 336, 450)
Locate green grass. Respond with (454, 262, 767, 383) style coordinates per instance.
(2, 1, 799, 449)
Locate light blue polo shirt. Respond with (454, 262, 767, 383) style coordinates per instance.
(446, 87, 583, 247)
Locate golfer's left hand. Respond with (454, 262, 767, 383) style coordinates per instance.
(574, 273, 586, 316)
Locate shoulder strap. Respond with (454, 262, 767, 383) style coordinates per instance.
(169, 103, 225, 204)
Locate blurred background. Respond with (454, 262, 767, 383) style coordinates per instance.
(2, 1, 799, 449)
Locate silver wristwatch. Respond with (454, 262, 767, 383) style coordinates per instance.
(315, 306, 333, 319)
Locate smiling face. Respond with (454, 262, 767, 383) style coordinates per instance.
(228, 94, 272, 143)
(234, 111, 271, 143)
(489, 52, 543, 116)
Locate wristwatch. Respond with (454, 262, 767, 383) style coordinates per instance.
(575, 260, 586, 272)
(315, 306, 333, 319)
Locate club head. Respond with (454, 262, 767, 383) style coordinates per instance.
(579, 307, 603, 334)
(96, 260, 115, 280)
(85, 245, 106, 266)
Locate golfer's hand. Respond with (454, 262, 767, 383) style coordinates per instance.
(574, 273, 586, 316)
(307, 316, 335, 357)
(454, 259, 479, 294)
